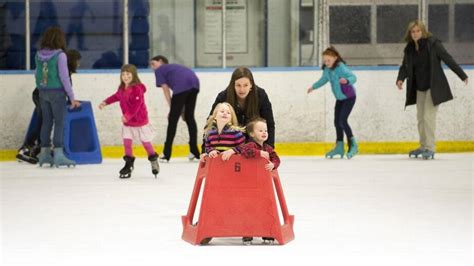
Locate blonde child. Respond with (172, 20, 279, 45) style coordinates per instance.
(199, 102, 245, 245)
(201, 102, 245, 161)
(99, 64, 159, 178)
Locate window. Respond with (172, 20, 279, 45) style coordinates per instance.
(428, 4, 449, 42)
(128, 0, 150, 68)
(0, 1, 25, 69)
(454, 4, 474, 42)
(377, 5, 418, 43)
(329, 6, 371, 44)
(29, 0, 124, 69)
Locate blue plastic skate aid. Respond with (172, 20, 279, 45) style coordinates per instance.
(63, 101, 102, 164)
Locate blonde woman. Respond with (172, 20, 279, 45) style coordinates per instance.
(396, 20, 468, 159)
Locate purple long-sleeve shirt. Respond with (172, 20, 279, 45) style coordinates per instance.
(37, 49, 75, 101)
(154, 64, 200, 95)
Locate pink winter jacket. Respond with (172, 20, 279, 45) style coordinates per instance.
(104, 83, 149, 127)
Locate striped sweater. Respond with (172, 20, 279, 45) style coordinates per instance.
(204, 125, 245, 154)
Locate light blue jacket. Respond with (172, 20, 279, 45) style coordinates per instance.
(311, 63, 357, 100)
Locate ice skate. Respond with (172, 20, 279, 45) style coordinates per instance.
(53, 148, 76, 168)
(242, 237, 253, 245)
(148, 153, 160, 178)
(409, 148, 425, 158)
(120, 156, 135, 178)
(38, 147, 54, 167)
(346, 137, 359, 159)
(325, 141, 345, 159)
(16, 145, 38, 164)
(422, 150, 435, 160)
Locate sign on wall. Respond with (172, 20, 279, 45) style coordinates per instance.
(204, 0, 248, 54)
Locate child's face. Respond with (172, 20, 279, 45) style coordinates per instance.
(323, 55, 337, 68)
(215, 105, 232, 124)
(250, 121, 268, 143)
(410, 26, 422, 41)
(234, 77, 252, 100)
(121, 71, 133, 85)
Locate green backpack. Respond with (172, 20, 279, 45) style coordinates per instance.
(35, 51, 62, 89)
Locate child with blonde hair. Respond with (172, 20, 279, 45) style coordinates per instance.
(202, 102, 245, 161)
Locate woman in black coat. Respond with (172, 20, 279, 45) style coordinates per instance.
(396, 20, 468, 159)
(203, 67, 276, 154)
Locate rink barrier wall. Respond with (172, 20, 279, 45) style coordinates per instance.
(1, 66, 473, 155)
(1, 141, 473, 161)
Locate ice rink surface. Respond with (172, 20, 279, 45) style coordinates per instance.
(1, 154, 472, 266)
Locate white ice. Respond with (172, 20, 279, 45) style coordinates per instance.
(1, 154, 472, 266)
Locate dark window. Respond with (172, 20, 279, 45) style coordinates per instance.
(30, 0, 125, 69)
(128, 0, 150, 68)
(454, 4, 474, 42)
(377, 5, 418, 43)
(428, 4, 449, 42)
(299, 6, 314, 45)
(0, 1, 26, 70)
(330, 5, 371, 44)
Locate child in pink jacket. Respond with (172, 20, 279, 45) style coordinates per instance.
(99, 64, 159, 178)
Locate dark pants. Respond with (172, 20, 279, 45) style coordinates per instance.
(39, 90, 67, 148)
(24, 89, 43, 147)
(334, 97, 356, 142)
(163, 89, 200, 159)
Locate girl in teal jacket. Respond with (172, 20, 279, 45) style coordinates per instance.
(307, 47, 358, 159)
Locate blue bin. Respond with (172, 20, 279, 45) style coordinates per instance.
(63, 101, 102, 164)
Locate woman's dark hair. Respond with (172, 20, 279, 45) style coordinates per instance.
(40, 26, 67, 51)
(151, 55, 169, 64)
(226, 67, 260, 120)
(66, 49, 82, 74)
(322, 46, 346, 69)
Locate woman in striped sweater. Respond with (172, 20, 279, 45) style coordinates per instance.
(202, 102, 245, 161)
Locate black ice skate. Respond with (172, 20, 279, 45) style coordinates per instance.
(148, 153, 160, 178)
(120, 156, 135, 178)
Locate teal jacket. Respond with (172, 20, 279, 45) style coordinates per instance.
(311, 63, 357, 100)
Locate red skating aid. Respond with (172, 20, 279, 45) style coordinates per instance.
(181, 155, 295, 245)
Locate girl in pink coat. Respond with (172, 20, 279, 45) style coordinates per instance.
(99, 64, 160, 178)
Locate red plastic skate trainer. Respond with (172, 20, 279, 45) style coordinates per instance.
(181, 155, 295, 245)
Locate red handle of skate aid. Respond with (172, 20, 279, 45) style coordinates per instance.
(181, 155, 295, 245)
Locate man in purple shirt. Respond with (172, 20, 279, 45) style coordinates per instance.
(150, 55, 200, 162)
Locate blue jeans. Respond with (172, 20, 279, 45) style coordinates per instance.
(39, 90, 67, 148)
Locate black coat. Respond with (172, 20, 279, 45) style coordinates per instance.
(397, 37, 468, 106)
(208, 87, 276, 147)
